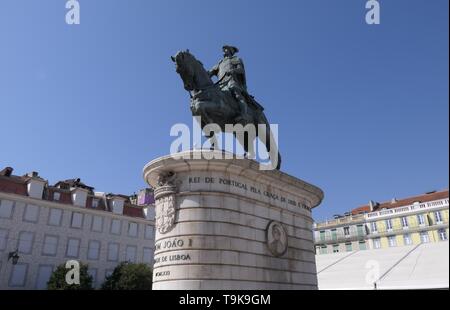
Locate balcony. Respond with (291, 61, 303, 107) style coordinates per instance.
(365, 198, 449, 220)
(315, 214, 365, 229)
(367, 220, 449, 238)
(316, 230, 367, 245)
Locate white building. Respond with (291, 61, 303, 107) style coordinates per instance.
(0, 168, 155, 289)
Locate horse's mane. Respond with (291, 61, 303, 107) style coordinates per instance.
(184, 51, 204, 68)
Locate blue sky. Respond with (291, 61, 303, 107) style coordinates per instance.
(0, 0, 448, 221)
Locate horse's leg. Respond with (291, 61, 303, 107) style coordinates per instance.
(234, 126, 254, 158)
(205, 131, 219, 150)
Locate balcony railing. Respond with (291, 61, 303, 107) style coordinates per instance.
(367, 220, 449, 237)
(366, 198, 449, 220)
(315, 214, 365, 229)
(316, 230, 367, 244)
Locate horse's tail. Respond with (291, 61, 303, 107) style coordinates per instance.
(255, 111, 282, 170)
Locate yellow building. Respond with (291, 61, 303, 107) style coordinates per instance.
(314, 190, 449, 254)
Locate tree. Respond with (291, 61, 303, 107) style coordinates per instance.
(47, 262, 93, 290)
(101, 262, 153, 290)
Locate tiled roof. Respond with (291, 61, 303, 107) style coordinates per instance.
(352, 189, 449, 215)
(0, 167, 150, 219)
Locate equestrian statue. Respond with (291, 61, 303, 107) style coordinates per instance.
(171, 45, 281, 170)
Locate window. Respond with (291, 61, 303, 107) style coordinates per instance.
(420, 231, 429, 243)
(145, 225, 154, 240)
(0, 199, 14, 218)
(417, 214, 426, 225)
(143, 247, 153, 264)
(66, 238, 80, 258)
(18, 231, 34, 254)
(388, 236, 397, 247)
(9, 264, 28, 287)
(331, 229, 337, 241)
(357, 225, 365, 236)
(370, 222, 378, 233)
(71, 212, 83, 229)
(359, 241, 367, 250)
(385, 219, 393, 230)
(401, 217, 408, 228)
(438, 229, 447, 241)
(35, 265, 53, 289)
(125, 245, 137, 262)
(320, 246, 327, 254)
(91, 216, 103, 232)
(23, 204, 39, 223)
(345, 243, 352, 252)
(0, 229, 8, 251)
(373, 238, 381, 249)
(343, 227, 350, 236)
(87, 240, 101, 260)
(435, 211, 443, 223)
(42, 235, 58, 256)
(332, 244, 339, 253)
(403, 234, 412, 245)
(319, 231, 326, 241)
(48, 208, 63, 226)
(88, 268, 98, 287)
(53, 192, 61, 201)
(128, 222, 138, 237)
(110, 219, 121, 235)
(92, 199, 99, 208)
(107, 243, 119, 261)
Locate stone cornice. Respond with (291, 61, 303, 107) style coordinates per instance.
(0, 191, 154, 224)
(143, 150, 324, 208)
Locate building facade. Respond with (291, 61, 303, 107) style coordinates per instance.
(314, 190, 449, 254)
(0, 167, 155, 289)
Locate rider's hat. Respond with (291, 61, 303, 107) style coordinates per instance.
(222, 45, 239, 54)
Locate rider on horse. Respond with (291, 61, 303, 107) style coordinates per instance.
(208, 45, 263, 124)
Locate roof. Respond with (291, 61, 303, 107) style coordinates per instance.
(352, 189, 449, 215)
(0, 167, 150, 219)
(54, 178, 94, 191)
(316, 241, 449, 290)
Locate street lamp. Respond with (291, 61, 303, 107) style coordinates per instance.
(8, 250, 20, 265)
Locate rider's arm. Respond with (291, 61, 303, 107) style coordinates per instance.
(230, 58, 245, 75)
(208, 64, 219, 77)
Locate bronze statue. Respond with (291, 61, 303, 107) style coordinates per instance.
(208, 45, 251, 124)
(171, 46, 281, 170)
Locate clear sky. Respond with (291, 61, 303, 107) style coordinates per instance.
(0, 0, 448, 221)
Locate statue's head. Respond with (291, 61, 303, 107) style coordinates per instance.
(272, 225, 282, 241)
(223, 45, 239, 57)
(171, 50, 196, 91)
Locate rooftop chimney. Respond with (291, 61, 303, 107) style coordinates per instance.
(0, 167, 13, 177)
(137, 188, 155, 206)
(369, 200, 378, 212)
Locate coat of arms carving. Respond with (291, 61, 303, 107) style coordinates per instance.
(154, 171, 178, 234)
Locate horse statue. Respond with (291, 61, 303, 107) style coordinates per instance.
(171, 50, 282, 170)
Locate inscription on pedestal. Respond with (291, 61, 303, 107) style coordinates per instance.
(188, 176, 311, 211)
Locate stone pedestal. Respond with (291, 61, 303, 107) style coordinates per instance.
(143, 151, 324, 290)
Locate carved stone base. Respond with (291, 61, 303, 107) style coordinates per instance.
(143, 150, 324, 290)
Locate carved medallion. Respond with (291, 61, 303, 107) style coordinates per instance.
(266, 221, 288, 257)
(154, 171, 178, 234)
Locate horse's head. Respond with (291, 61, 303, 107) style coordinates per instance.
(171, 50, 198, 91)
